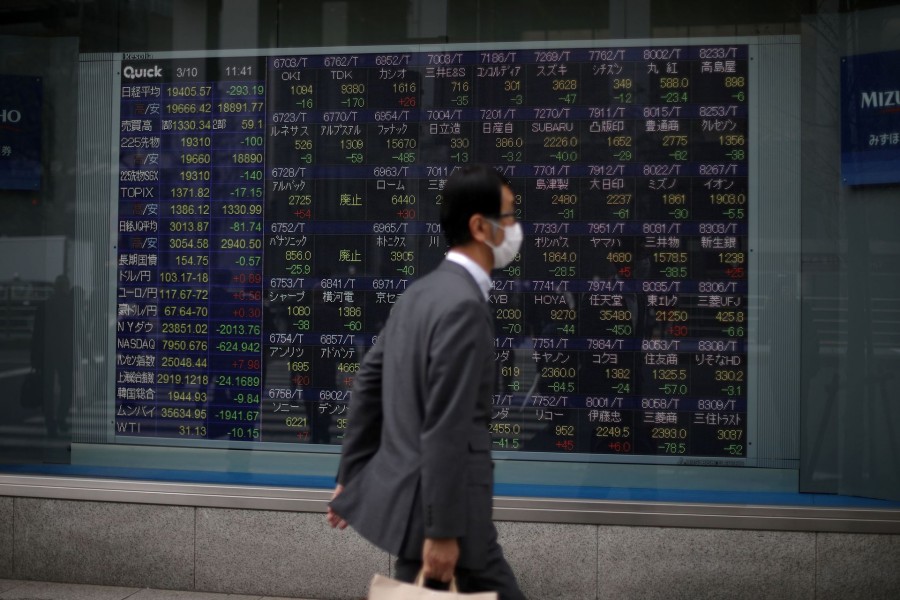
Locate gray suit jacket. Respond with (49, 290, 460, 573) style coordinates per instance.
(331, 260, 496, 569)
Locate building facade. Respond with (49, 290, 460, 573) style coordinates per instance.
(1, 2, 899, 598)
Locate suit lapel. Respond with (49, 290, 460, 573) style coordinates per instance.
(436, 260, 490, 309)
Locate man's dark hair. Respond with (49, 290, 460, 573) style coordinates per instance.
(439, 164, 506, 248)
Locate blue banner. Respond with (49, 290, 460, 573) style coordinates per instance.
(0, 75, 42, 191)
(841, 50, 900, 186)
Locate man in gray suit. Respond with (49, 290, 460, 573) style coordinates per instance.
(327, 165, 525, 599)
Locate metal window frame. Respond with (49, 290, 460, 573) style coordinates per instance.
(2, 474, 898, 534)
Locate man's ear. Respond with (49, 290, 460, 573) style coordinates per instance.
(468, 213, 490, 243)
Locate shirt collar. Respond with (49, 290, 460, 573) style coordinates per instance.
(445, 250, 492, 301)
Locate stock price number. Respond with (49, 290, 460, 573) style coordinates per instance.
(653, 428, 688, 455)
(545, 380, 575, 393)
(554, 425, 575, 437)
(545, 310, 572, 337)
(168, 391, 207, 402)
(235, 392, 260, 404)
(552, 424, 577, 452)
(215, 375, 261, 388)
(604, 368, 631, 384)
(717, 428, 744, 455)
(169, 203, 210, 217)
(718, 251, 745, 264)
(285, 416, 309, 428)
(229, 427, 260, 440)
(714, 369, 744, 382)
(652, 368, 687, 381)
(659, 442, 686, 454)
(655, 309, 688, 323)
(715, 310, 745, 324)
(216, 409, 260, 422)
(500, 364, 523, 391)
(226, 84, 264, 96)
(490, 421, 522, 447)
(218, 101, 264, 113)
(595, 425, 632, 453)
(597, 311, 631, 338)
(158, 372, 207, 385)
(178, 425, 207, 437)
(160, 407, 207, 420)
(595, 425, 630, 439)
(540, 366, 576, 392)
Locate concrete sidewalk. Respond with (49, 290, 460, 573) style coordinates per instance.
(0, 580, 321, 600)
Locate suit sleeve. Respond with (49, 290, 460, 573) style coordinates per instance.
(420, 299, 490, 538)
(336, 335, 384, 485)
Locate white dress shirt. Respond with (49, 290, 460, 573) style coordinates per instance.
(445, 250, 492, 301)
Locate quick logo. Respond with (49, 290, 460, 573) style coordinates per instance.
(122, 65, 163, 79)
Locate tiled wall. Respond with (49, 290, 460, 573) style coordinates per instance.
(1, 497, 898, 599)
(12, 498, 194, 589)
(0, 497, 11, 579)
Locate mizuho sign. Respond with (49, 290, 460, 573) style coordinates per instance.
(0, 109, 22, 123)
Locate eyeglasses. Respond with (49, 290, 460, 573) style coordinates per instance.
(489, 211, 517, 225)
(483, 211, 517, 228)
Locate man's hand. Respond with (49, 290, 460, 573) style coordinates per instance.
(422, 537, 459, 583)
(325, 484, 347, 529)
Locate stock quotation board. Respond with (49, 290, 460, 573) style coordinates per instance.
(114, 43, 750, 461)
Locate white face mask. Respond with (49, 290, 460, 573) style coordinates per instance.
(485, 220, 523, 269)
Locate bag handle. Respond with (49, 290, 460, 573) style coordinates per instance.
(414, 570, 459, 592)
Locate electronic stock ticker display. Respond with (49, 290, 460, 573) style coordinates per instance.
(114, 42, 751, 462)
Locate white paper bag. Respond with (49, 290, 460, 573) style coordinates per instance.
(367, 573, 498, 600)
